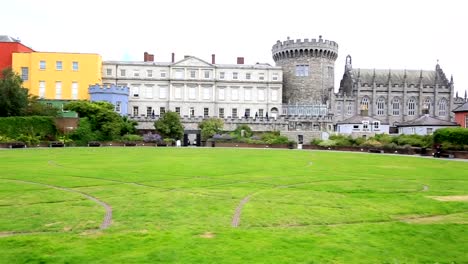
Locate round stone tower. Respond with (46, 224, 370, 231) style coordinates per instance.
(272, 36, 338, 104)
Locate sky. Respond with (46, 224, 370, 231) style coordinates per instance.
(2, 0, 467, 95)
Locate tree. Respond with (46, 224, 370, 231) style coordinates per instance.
(0, 68, 29, 117)
(198, 118, 224, 140)
(154, 111, 184, 140)
(64, 101, 136, 141)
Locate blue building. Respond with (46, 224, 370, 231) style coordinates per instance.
(89, 84, 129, 116)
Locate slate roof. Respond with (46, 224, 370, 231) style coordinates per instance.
(452, 101, 468, 112)
(0, 35, 20, 42)
(397, 115, 458, 127)
(350, 68, 448, 86)
(336, 115, 388, 125)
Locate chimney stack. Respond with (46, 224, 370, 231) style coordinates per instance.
(237, 57, 244, 64)
(171, 52, 175, 63)
(211, 54, 216, 64)
(144, 52, 154, 62)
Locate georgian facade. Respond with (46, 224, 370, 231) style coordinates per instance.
(102, 56, 283, 120)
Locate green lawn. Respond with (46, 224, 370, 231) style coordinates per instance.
(0, 147, 467, 263)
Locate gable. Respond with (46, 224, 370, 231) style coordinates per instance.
(173, 56, 213, 67)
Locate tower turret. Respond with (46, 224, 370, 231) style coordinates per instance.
(272, 36, 338, 104)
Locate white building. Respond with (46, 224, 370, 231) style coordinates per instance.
(397, 113, 458, 135)
(102, 55, 283, 120)
(336, 110, 390, 137)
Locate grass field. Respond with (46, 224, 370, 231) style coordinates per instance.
(0, 147, 467, 263)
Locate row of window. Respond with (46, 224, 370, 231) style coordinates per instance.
(107, 68, 279, 81)
(20, 62, 79, 81)
(36, 81, 79, 99)
(131, 106, 267, 119)
(337, 97, 449, 116)
(130, 86, 279, 102)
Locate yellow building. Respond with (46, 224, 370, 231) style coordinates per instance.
(12, 52, 102, 100)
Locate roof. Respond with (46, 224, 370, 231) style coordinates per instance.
(351, 68, 447, 86)
(397, 115, 458, 127)
(337, 115, 388, 125)
(0, 35, 20, 42)
(453, 101, 468, 112)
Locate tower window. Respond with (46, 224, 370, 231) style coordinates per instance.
(295, 65, 309, 76)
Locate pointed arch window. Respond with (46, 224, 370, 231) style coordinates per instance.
(347, 102, 353, 115)
(423, 98, 432, 111)
(377, 98, 385, 116)
(408, 98, 416, 116)
(360, 97, 370, 111)
(438, 98, 447, 116)
(392, 98, 400, 116)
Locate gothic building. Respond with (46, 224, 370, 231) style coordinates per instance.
(333, 55, 455, 127)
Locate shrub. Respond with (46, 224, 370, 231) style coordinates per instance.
(0, 116, 57, 140)
(143, 133, 162, 143)
(433, 127, 468, 148)
(233, 125, 253, 138)
(261, 132, 289, 144)
(391, 134, 432, 147)
(0, 135, 14, 143)
(329, 134, 354, 146)
(318, 140, 337, 147)
(68, 118, 98, 146)
(310, 138, 323, 145)
(360, 139, 383, 148)
(121, 134, 143, 142)
(15, 134, 41, 145)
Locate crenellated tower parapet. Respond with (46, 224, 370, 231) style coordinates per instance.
(272, 36, 339, 105)
(272, 36, 339, 62)
(88, 84, 129, 96)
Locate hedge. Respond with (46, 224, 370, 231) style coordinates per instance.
(433, 127, 468, 146)
(0, 116, 57, 140)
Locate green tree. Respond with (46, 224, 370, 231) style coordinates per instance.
(198, 118, 224, 140)
(64, 101, 136, 141)
(0, 68, 29, 117)
(154, 111, 184, 140)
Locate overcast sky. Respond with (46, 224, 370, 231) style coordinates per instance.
(2, 0, 467, 95)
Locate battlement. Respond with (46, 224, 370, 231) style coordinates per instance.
(272, 36, 339, 53)
(272, 36, 339, 62)
(88, 84, 129, 95)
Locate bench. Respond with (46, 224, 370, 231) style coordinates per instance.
(49, 141, 65, 147)
(10, 142, 26, 148)
(88, 141, 101, 147)
(124, 142, 137, 147)
(368, 149, 384, 153)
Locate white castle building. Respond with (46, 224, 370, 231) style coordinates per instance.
(102, 54, 283, 121)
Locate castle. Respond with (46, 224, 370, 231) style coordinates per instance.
(95, 35, 466, 140)
(3, 34, 465, 139)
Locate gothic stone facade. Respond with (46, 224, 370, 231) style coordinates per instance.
(332, 55, 455, 126)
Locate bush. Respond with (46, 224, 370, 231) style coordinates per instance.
(391, 134, 432, 148)
(318, 140, 337, 147)
(0, 116, 57, 140)
(233, 125, 253, 138)
(360, 139, 383, 148)
(310, 138, 323, 145)
(121, 134, 143, 142)
(0, 135, 14, 143)
(15, 134, 41, 146)
(433, 127, 468, 148)
(143, 133, 162, 143)
(329, 134, 354, 146)
(261, 132, 289, 144)
(68, 118, 99, 146)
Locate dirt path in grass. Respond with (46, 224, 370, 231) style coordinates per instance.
(231, 194, 252, 227)
(1, 179, 112, 230)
